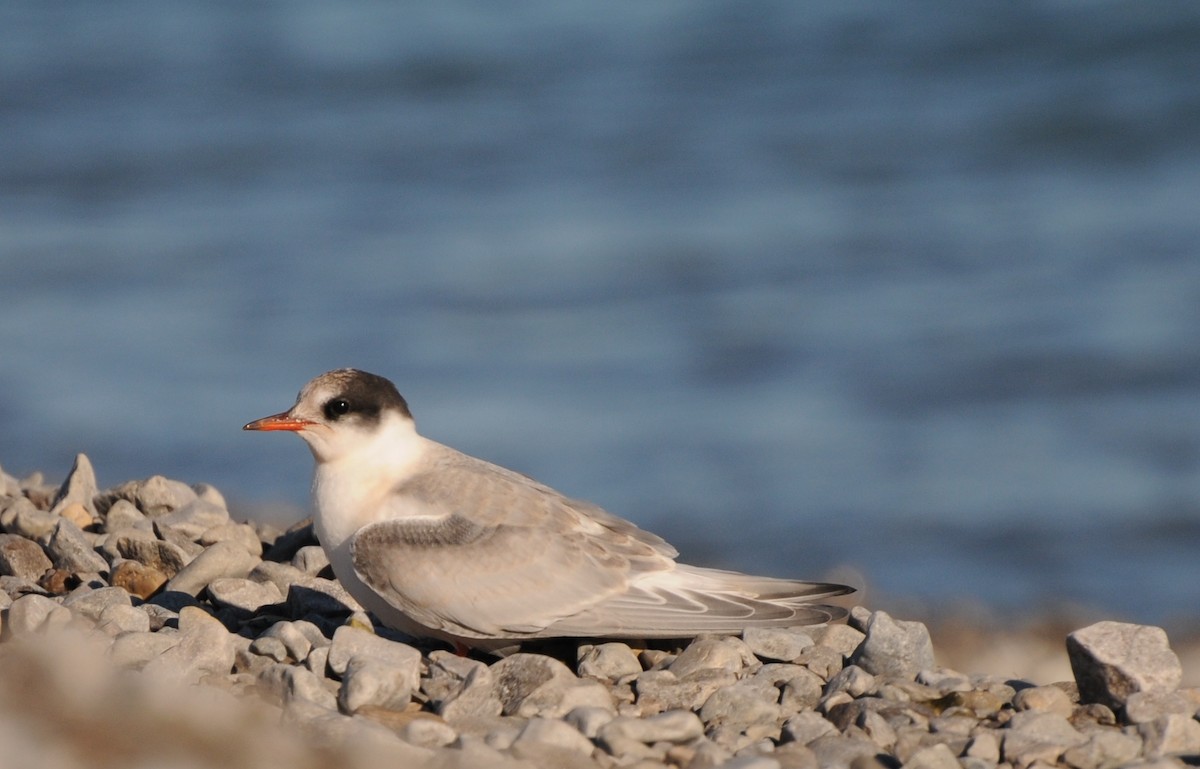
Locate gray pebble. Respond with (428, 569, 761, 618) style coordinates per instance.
(795, 644, 844, 681)
(250, 635, 291, 662)
(578, 642, 642, 681)
(636, 668, 737, 714)
(307, 644, 331, 676)
(164, 540, 260, 596)
(198, 522, 263, 557)
(48, 453, 99, 519)
(721, 756, 781, 769)
(397, 717, 458, 749)
(597, 710, 704, 758)
(104, 499, 150, 532)
(5, 593, 71, 636)
(46, 519, 109, 574)
(262, 619, 317, 661)
(850, 611, 935, 679)
(248, 560, 307, 595)
(142, 605, 236, 683)
(155, 499, 231, 540)
(339, 655, 418, 713)
(1012, 684, 1074, 718)
(208, 576, 283, 613)
(813, 624, 867, 658)
(700, 681, 783, 731)
(1123, 690, 1196, 724)
(743, 627, 815, 662)
(782, 712, 839, 745)
(1, 497, 59, 542)
(62, 585, 131, 620)
(669, 636, 757, 679)
(107, 475, 198, 517)
(902, 742, 960, 769)
(1001, 711, 1085, 766)
(825, 665, 876, 698)
(1138, 712, 1200, 758)
(520, 677, 615, 720)
(153, 520, 205, 558)
(490, 653, 578, 715)
(191, 482, 228, 509)
(565, 705, 617, 738)
(1062, 730, 1143, 769)
(806, 733, 880, 769)
(438, 664, 503, 723)
(512, 717, 595, 757)
(114, 532, 191, 577)
(292, 545, 330, 574)
(96, 602, 151, 635)
(110, 630, 182, 668)
(1067, 621, 1183, 710)
(0, 533, 52, 580)
(260, 661, 339, 711)
(139, 601, 179, 631)
(963, 731, 1000, 762)
(285, 575, 363, 616)
(328, 624, 421, 676)
(780, 669, 825, 713)
(915, 668, 972, 694)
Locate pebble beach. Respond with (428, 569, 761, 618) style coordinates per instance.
(2, 454, 1198, 769)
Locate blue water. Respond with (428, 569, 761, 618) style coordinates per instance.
(3, 2, 1200, 625)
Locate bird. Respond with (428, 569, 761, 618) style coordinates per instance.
(244, 368, 854, 653)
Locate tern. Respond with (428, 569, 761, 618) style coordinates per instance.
(244, 369, 854, 652)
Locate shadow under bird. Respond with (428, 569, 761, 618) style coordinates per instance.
(244, 369, 855, 653)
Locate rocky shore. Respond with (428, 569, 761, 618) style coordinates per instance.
(1, 454, 1197, 769)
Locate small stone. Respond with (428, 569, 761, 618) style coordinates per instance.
(1061, 730, 1143, 769)
(5, 593, 71, 636)
(163, 540, 259, 596)
(565, 705, 617, 739)
(48, 453, 99, 519)
(782, 712, 838, 745)
(155, 499, 231, 540)
(106, 475, 198, 517)
(825, 665, 877, 698)
(489, 653, 580, 716)
(743, 627, 815, 662)
(292, 545, 330, 575)
(110, 630, 182, 668)
(578, 642, 642, 681)
(1, 497, 59, 541)
(668, 636, 756, 679)
(796, 644, 845, 681)
(104, 500, 150, 532)
(1067, 621, 1183, 710)
(46, 519, 109, 574)
(964, 731, 1000, 762)
(328, 624, 422, 676)
(58, 502, 95, 530)
(285, 576, 362, 617)
(198, 522, 262, 557)
(1013, 684, 1075, 718)
(0, 533, 52, 580)
(115, 533, 191, 577)
(142, 605, 236, 683)
(96, 602, 151, 635)
(250, 636, 290, 662)
(1123, 690, 1196, 724)
(1139, 712, 1200, 758)
(903, 743, 960, 769)
(1002, 711, 1086, 767)
(635, 668, 737, 713)
(110, 559, 168, 599)
(851, 611, 935, 679)
(916, 668, 972, 694)
(62, 585, 131, 620)
(396, 717, 457, 749)
(248, 560, 306, 594)
(339, 655, 419, 714)
(260, 661, 339, 711)
(207, 577, 283, 614)
(436, 663, 503, 724)
(813, 624, 867, 658)
(597, 710, 704, 748)
(700, 681, 782, 731)
(807, 734, 880, 769)
(511, 717, 596, 758)
(780, 668, 825, 713)
(262, 620, 317, 662)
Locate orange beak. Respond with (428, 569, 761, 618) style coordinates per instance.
(243, 411, 314, 432)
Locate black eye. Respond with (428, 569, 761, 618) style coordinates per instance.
(324, 398, 352, 420)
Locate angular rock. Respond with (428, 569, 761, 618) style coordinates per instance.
(0, 533, 52, 580)
(565, 705, 617, 739)
(1, 497, 59, 541)
(142, 605, 236, 683)
(577, 642, 642, 681)
(700, 681, 783, 731)
(903, 742, 959, 769)
(109, 630, 183, 668)
(62, 585, 131, 620)
(743, 627, 815, 662)
(1139, 712, 1200, 758)
(668, 636, 756, 679)
(103, 499, 150, 532)
(114, 533, 191, 577)
(782, 712, 839, 745)
(511, 717, 596, 758)
(250, 636, 290, 662)
(207, 576, 283, 614)
(339, 655, 418, 713)
(490, 653, 579, 716)
(796, 644, 845, 681)
(198, 522, 262, 557)
(1061, 730, 1143, 769)
(46, 519, 109, 574)
(825, 665, 877, 698)
(1002, 710, 1086, 767)
(851, 611, 935, 679)
(104, 475, 198, 517)
(292, 545, 330, 575)
(260, 661, 339, 711)
(5, 593, 71, 636)
(163, 540, 259, 596)
(261, 620, 318, 662)
(1067, 621, 1183, 710)
(48, 453, 99, 519)
(1123, 690, 1196, 724)
(155, 499, 230, 540)
(328, 624, 422, 676)
(635, 668, 737, 714)
(813, 624, 868, 658)
(96, 602, 151, 635)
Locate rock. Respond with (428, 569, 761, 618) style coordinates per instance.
(825, 665, 877, 698)
(1067, 622, 1183, 711)
(0, 533, 52, 580)
(437, 663, 503, 724)
(62, 585, 131, 620)
(1012, 684, 1074, 718)
(1123, 690, 1196, 724)
(58, 503, 95, 530)
(565, 705, 617, 739)
(635, 668, 737, 714)
(45, 519, 109, 574)
(780, 668, 826, 713)
(198, 522, 262, 557)
(5, 593, 71, 636)
(110, 559, 168, 599)
(512, 717, 596, 758)
(813, 624, 868, 658)
(796, 644, 845, 681)
(142, 605, 236, 683)
(395, 716, 457, 749)
(1001, 711, 1086, 767)
(109, 630, 183, 668)
(743, 627, 816, 662)
(207, 576, 283, 614)
(597, 710, 704, 748)
(489, 653, 581, 716)
(782, 712, 839, 745)
(339, 655, 418, 713)
(103, 499, 150, 532)
(250, 636, 290, 662)
(327, 624, 422, 676)
(114, 532, 191, 577)
(668, 636, 756, 679)
(577, 642, 642, 681)
(700, 681, 783, 732)
(163, 540, 259, 596)
(285, 577, 362, 617)
(1139, 712, 1200, 758)
(259, 662, 339, 711)
(48, 453, 99, 519)
(851, 611, 935, 679)
(155, 499, 230, 540)
(1, 497, 59, 541)
(292, 545, 330, 575)
(103, 475, 198, 517)
(261, 620, 319, 662)
(806, 734, 881, 768)
(1061, 730, 1144, 769)
(902, 743, 959, 769)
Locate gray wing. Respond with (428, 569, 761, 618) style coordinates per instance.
(350, 448, 677, 638)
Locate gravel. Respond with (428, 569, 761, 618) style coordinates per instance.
(0, 455, 1198, 769)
